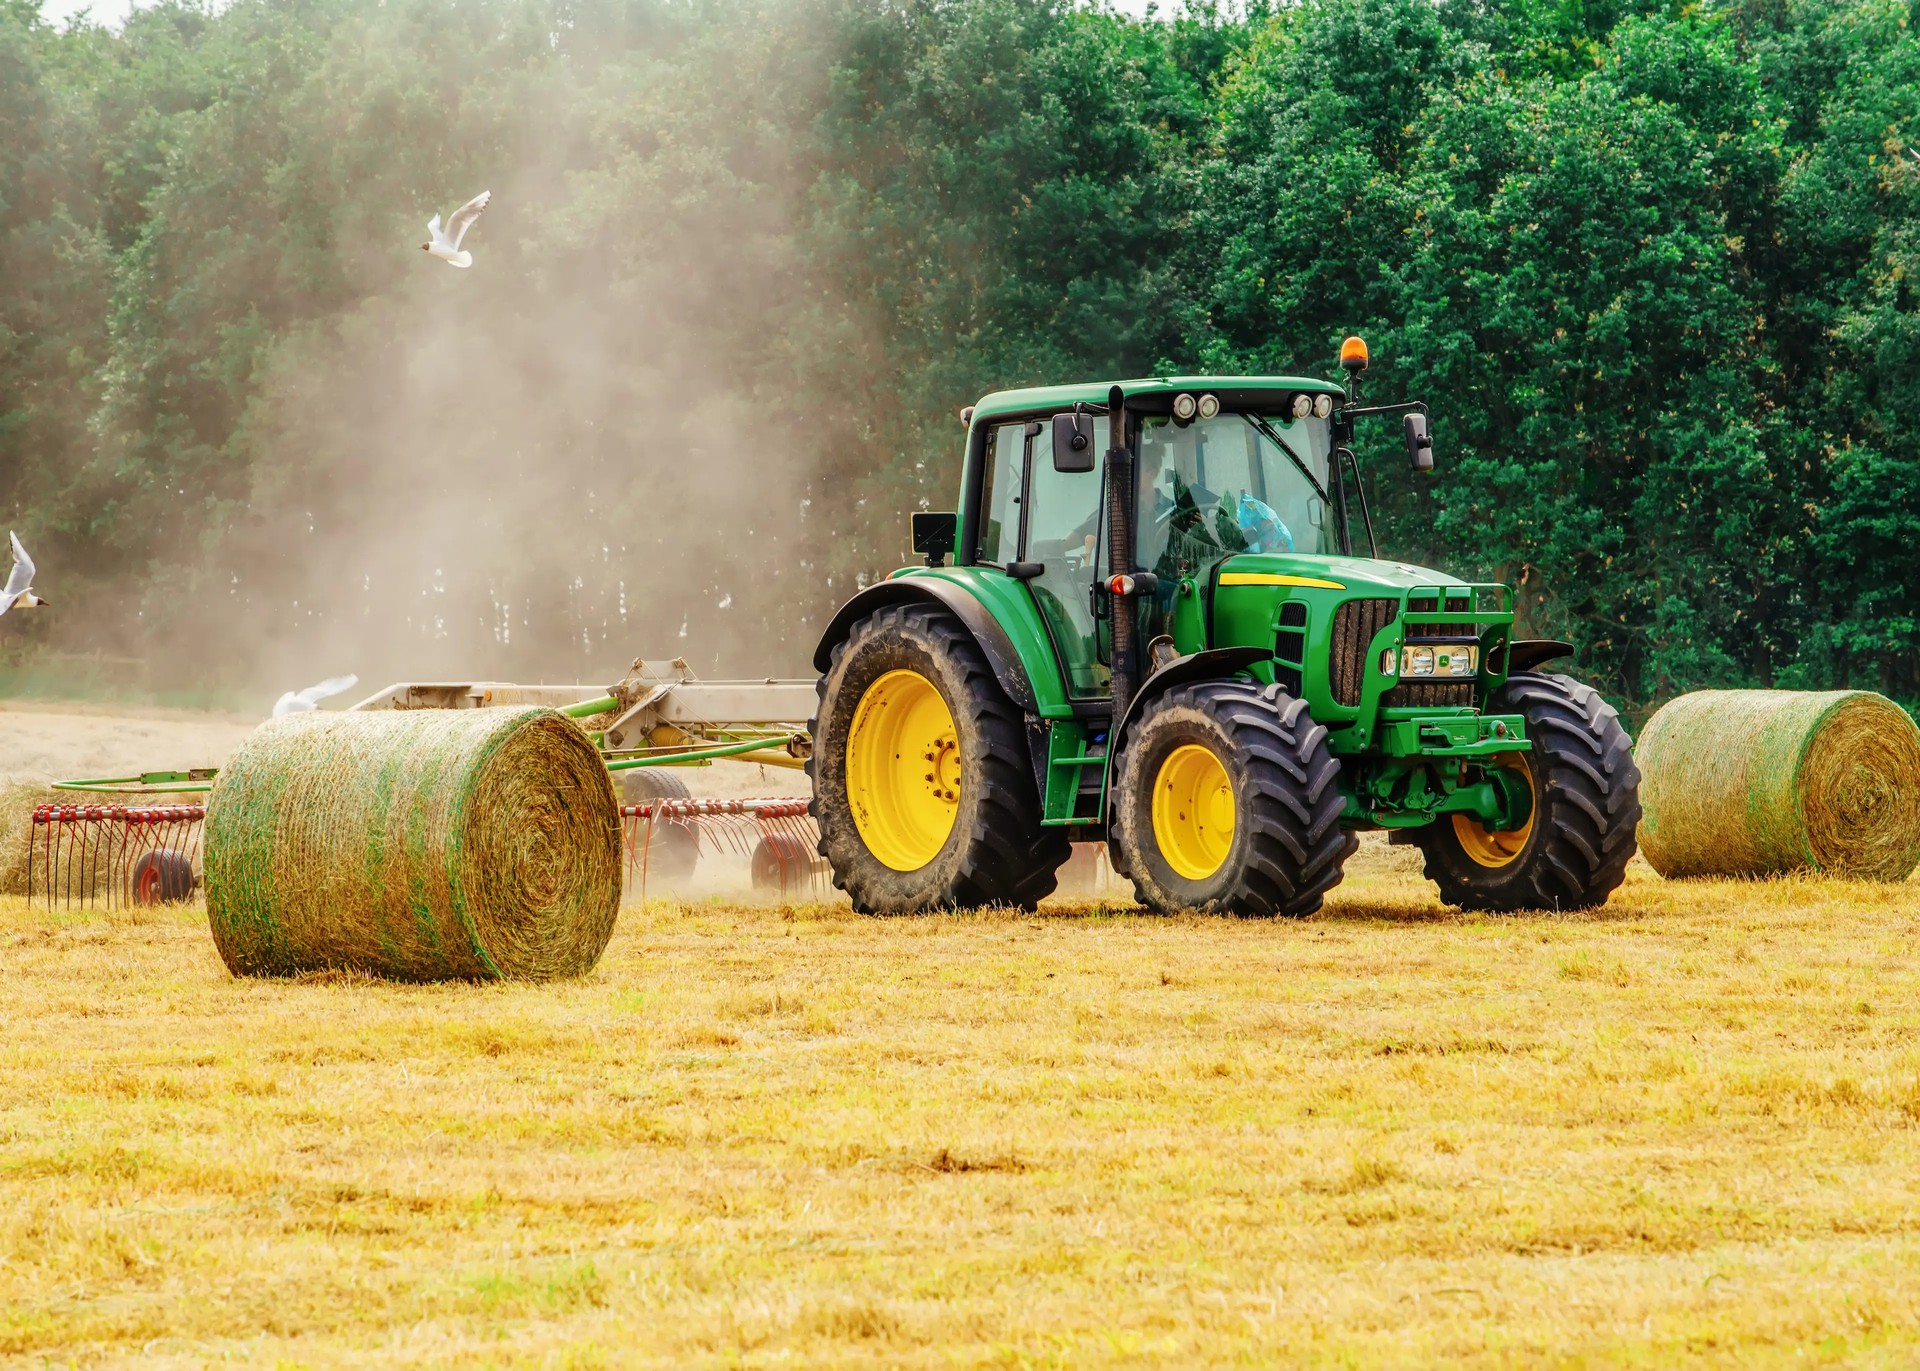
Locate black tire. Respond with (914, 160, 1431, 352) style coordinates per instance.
(809, 603, 1070, 913)
(1114, 680, 1356, 917)
(131, 850, 195, 905)
(1412, 671, 1641, 911)
(751, 832, 819, 893)
(622, 768, 700, 887)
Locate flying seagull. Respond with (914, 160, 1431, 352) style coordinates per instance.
(421, 190, 492, 268)
(0, 532, 47, 617)
(273, 674, 359, 717)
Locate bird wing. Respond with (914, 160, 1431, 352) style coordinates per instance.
(425, 212, 444, 243)
(444, 190, 491, 250)
(4, 532, 32, 601)
(295, 673, 360, 706)
(271, 691, 301, 717)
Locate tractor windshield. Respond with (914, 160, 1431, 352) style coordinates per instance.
(1137, 410, 1337, 579)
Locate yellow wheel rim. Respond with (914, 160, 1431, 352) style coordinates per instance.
(845, 669, 961, 871)
(1452, 754, 1537, 868)
(1152, 744, 1236, 881)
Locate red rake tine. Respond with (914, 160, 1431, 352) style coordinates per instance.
(28, 805, 48, 908)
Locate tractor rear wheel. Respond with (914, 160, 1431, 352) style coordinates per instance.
(1114, 681, 1356, 917)
(810, 603, 1069, 913)
(1413, 671, 1640, 911)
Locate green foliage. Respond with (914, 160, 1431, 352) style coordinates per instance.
(0, 0, 1916, 710)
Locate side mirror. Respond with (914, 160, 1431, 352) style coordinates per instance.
(1052, 411, 1096, 473)
(911, 511, 957, 566)
(1404, 413, 1433, 472)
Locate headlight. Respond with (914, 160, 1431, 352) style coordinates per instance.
(1313, 393, 1333, 419)
(1172, 392, 1197, 421)
(1197, 393, 1220, 419)
(1292, 394, 1312, 419)
(1402, 645, 1478, 677)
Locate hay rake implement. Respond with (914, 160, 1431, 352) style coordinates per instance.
(29, 803, 205, 909)
(621, 799, 827, 901)
(24, 659, 828, 910)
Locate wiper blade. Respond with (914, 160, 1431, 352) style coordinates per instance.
(1242, 414, 1329, 505)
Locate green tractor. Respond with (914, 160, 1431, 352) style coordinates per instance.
(808, 339, 1641, 916)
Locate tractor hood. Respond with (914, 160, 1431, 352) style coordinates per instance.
(1216, 553, 1496, 598)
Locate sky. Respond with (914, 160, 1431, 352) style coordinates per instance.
(41, 0, 1175, 27)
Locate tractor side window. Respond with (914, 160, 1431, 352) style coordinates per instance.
(1021, 440, 1107, 697)
(977, 422, 1026, 565)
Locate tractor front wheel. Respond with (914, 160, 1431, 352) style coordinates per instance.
(1413, 671, 1640, 911)
(810, 603, 1069, 913)
(1114, 681, 1356, 917)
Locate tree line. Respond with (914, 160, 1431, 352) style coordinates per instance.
(1, 0, 1916, 712)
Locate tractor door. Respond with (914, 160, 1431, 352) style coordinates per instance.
(980, 420, 1109, 698)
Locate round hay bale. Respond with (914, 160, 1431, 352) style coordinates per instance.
(1636, 689, 1920, 881)
(204, 707, 621, 980)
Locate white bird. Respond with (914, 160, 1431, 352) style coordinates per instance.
(0, 532, 47, 617)
(420, 190, 492, 268)
(274, 674, 359, 718)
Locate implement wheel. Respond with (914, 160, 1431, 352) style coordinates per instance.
(131, 850, 195, 906)
(1114, 681, 1356, 917)
(623, 768, 700, 888)
(1413, 671, 1640, 911)
(810, 603, 1069, 913)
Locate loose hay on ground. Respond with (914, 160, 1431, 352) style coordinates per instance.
(1636, 688, 1920, 881)
(3, 862, 1919, 1366)
(204, 707, 621, 981)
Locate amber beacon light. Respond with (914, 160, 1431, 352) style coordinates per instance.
(1340, 335, 1369, 372)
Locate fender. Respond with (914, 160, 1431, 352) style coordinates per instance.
(812, 579, 1038, 715)
(1506, 639, 1574, 673)
(1110, 646, 1272, 754)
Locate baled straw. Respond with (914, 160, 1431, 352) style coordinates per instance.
(1636, 689, 1920, 881)
(204, 707, 621, 980)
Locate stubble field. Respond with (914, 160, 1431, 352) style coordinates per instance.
(4, 843, 1919, 1367)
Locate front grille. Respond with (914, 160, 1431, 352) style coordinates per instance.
(1330, 598, 1399, 706)
(1407, 594, 1475, 642)
(1384, 680, 1478, 708)
(1397, 593, 1479, 707)
(1274, 600, 1309, 700)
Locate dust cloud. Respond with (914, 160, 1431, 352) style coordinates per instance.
(143, 3, 890, 706)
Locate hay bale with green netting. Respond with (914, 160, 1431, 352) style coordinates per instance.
(204, 707, 620, 980)
(1636, 689, 1920, 881)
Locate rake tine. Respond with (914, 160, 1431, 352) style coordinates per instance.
(107, 807, 123, 911)
(86, 807, 105, 910)
(27, 806, 42, 908)
(66, 808, 79, 908)
(68, 807, 83, 910)
(640, 805, 654, 903)
(60, 808, 76, 910)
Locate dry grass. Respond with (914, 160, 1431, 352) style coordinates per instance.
(4, 845, 1920, 1366)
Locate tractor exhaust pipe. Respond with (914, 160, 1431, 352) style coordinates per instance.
(1104, 385, 1138, 727)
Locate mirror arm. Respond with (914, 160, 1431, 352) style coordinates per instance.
(1339, 399, 1428, 421)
